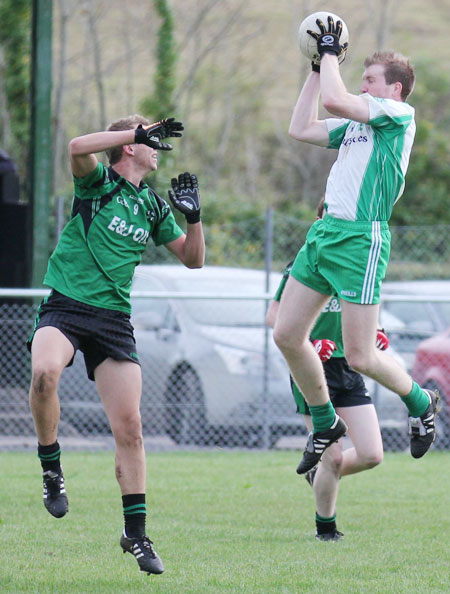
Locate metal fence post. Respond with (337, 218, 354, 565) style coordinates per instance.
(262, 207, 274, 448)
(30, 0, 53, 287)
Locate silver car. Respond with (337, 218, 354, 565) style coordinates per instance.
(380, 280, 450, 371)
(58, 265, 418, 450)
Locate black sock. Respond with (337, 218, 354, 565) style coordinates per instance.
(38, 441, 62, 473)
(123, 493, 146, 539)
(315, 512, 337, 535)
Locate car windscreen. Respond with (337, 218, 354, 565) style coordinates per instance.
(438, 302, 450, 327)
(383, 301, 437, 334)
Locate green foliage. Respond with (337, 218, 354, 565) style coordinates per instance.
(139, 0, 178, 192)
(1, 451, 449, 593)
(0, 0, 31, 174)
(391, 59, 450, 225)
(140, 0, 177, 119)
(392, 122, 450, 225)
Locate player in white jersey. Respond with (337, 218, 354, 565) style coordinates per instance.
(273, 19, 438, 474)
(324, 98, 415, 222)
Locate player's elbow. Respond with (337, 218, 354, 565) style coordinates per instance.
(288, 125, 309, 142)
(186, 262, 204, 270)
(184, 254, 205, 269)
(68, 136, 84, 157)
(265, 302, 278, 329)
(321, 95, 341, 115)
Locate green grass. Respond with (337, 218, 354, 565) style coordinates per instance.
(0, 450, 449, 593)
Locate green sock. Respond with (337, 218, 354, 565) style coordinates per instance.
(309, 401, 336, 432)
(401, 382, 430, 417)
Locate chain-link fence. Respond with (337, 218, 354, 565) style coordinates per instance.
(146, 213, 450, 282)
(1, 216, 450, 453)
(1, 289, 449, 453)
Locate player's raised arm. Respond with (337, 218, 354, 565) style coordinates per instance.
(68, 118, 183, 178)
(320, 54, 370, 122)
(294, 13, 369, 129)
(69, 129, 136, 178)
(288, 72, 329, 146)
(308, 17, 369, 123)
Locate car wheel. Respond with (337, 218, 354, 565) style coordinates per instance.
(424, 381, 450, 450)
(165, 364, 207, 445)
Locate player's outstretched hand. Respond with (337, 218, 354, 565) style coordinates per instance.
(168, 172, 201, 224)
(307, 16, 348, 61)
(313, 338, 337, 362)
(134, 124, 172, 151)
(145, 118, 184, 139)
(376, 329, 390, 351)
(134, 118, 184, 151)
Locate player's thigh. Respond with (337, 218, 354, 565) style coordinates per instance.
(340, 301, 380, 354)
(337, 404, 383, 459)
(94, 358, 142, 422)
(275, 276, 330, 342)
(31, 326, 75, 373)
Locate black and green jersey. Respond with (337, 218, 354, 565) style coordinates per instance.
(44, 163, 183, 313)
(274, 262, 344, 357)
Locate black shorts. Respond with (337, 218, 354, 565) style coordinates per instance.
(292, 357, 372, 415)
(27, 290, 140, 381)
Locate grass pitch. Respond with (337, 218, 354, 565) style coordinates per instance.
(0, 450, 449, 593)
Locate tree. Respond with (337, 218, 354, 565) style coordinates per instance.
(140, 0, 177, 119)
(391, 59, 450, 225)
(0, 0, 31, 181)
(82, 0, 107, 130)
(53, 0, 70, 196)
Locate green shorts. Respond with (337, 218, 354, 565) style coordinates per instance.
(290, 215, 391, 304)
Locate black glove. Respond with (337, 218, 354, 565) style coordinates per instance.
(168, 172, 201, 224)
(145, 117, 184, 139)
(134, 118, 184, 151)
(307, 16, 348, 60)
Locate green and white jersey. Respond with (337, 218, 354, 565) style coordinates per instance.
(274, 263, 344, 357)
(44, 163, 183, 313)
(325, 93, 416, 222)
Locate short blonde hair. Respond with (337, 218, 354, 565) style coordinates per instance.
(105, 114, 150, 165)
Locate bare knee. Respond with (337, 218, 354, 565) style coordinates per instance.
(111, 412, 143, 449)
(273, 325, 292, 353)
(273, 325, 306, 357)
(364, 449, 383, 468)
(344, 349, 374, 375)
(321, 445, 343, 476)
(30, 366, 61, 398)
(357, 448, 384, 469)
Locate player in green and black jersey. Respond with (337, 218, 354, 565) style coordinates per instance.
(27, 114, 205, 575)
(267, 261, 388, 541)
